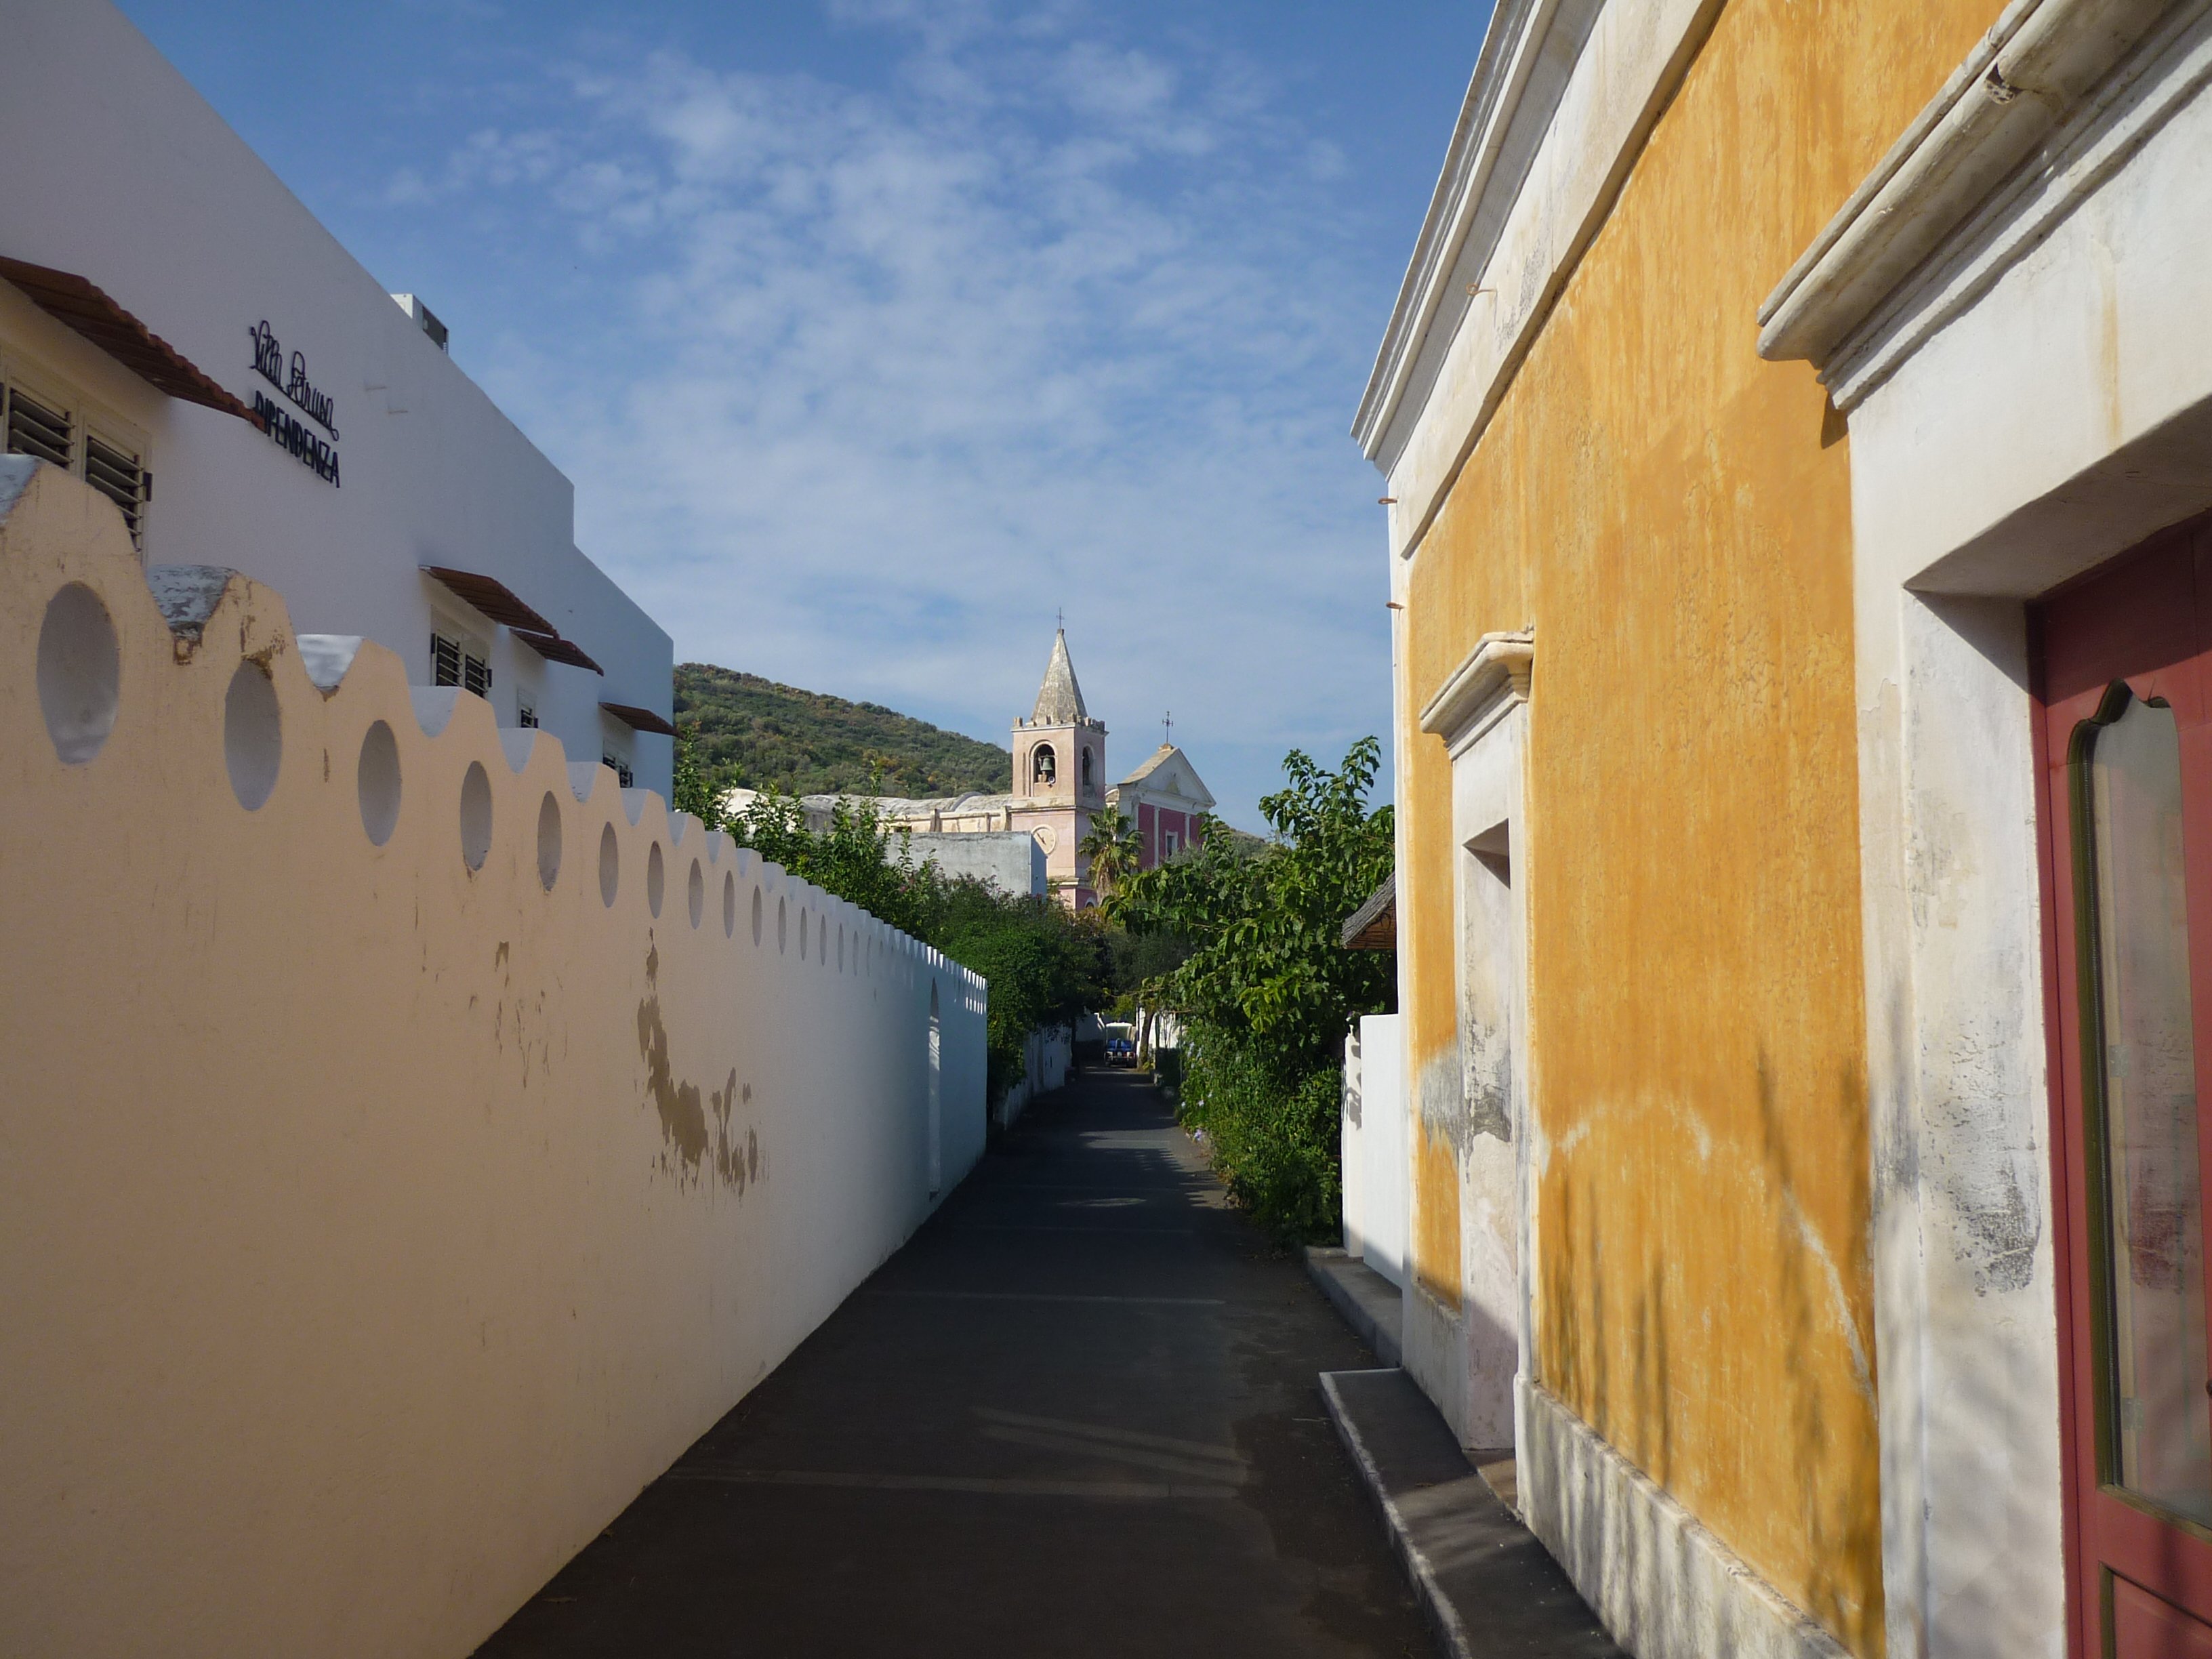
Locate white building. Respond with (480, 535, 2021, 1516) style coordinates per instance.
(0, 1, 673, 795)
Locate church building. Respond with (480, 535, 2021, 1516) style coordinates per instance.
(729, 628, 1111, 907)
(728, 626, 1215, 908)
(1106, 742, 1215, 870)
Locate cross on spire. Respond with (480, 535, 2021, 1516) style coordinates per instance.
(1056, 606, 1064, 632)
(1163, 710, 1173, 746)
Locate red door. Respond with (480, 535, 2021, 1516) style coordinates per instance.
(2039, 512, 2212, 1654)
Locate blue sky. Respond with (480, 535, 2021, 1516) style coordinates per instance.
(117, 0, 1490, 830)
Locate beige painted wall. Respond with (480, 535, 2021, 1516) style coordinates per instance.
(0, 459, 989, 1657)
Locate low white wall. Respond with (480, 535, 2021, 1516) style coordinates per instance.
(0, 459, 988, 1658)
(907, 830, 1046, 897)
(1341, 1012, 1408, 1289)
(999, 1023, 1073, 1126)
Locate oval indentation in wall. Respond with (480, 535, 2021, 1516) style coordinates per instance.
(224, 659, 281, 811)
(38, 583, 119, 766)
(358, 721, 402, 845)
(459, 762, 493, 872)
(537, 792, 562, 890)
(599, 822, 619, 907)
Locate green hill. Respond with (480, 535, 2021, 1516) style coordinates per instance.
(674, 662, 1012, 800)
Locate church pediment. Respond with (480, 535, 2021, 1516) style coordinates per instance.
(1112, 743, 1215, 813)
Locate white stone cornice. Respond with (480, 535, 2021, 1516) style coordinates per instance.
(1352, 0, 1563, 461)
(1758, 0, 2197, 382)
(1351, 0, 1723, 563)
(1418, 630, 1534, 757)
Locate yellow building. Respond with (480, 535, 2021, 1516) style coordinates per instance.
(1354, 1, 2212, 1654)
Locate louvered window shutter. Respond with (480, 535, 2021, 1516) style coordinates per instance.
(5, 386, 71, 468)
(84, 434, 146, 550)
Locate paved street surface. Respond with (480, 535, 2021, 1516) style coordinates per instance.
(477, 1067, 1432, 1658)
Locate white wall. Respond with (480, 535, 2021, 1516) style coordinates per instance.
(0, 0, 673, 794)
(907, 829, 1046, 897)
(1340, 1012, 1407, 1289)
(999, 1024, 1073, 1127)
(1822, 13, 2212, 1655)
(0, 460, 986, 1658)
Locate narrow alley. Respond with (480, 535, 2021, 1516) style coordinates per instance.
(475, 1069, 1431, 1657)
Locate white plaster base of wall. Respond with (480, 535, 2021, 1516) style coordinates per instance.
(1519, 1381, 1849, 1659)
(1404, 1280, 1472, 1447)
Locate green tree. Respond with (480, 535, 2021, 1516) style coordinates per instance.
(916, 880, 1105, 1105)
(726, 790, 936, 940)
(1115, 737, 1395, 1240)
(1080, 808, 1144, 903)
(672, 720, 724, 829)
(724, 790, 1107, 1107)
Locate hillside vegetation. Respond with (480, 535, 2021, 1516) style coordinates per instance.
(675, 662, 1012, 799)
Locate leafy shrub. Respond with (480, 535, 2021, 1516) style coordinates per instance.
(1180, 1031, 1345, 1242)
(1113, 738, 1393, 1242)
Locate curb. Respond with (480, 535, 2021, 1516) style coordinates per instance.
(1322, 1369, 1479, 1659)
(1303, 1246, 1404, 1367)
(1319, 1368, 1622, 1659)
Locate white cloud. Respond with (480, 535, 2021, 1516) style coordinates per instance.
(445, 2, 1391, 825)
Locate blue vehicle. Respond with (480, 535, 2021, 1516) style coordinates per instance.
(1103, 1025, 1138, 1067)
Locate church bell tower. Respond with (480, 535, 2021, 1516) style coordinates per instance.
(1013, 627, 1107, 903)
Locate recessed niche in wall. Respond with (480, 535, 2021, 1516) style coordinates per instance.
(224, 660, 281, 811)
(599, 822, 619, 907)
(688, 859, 704, 928)
(724, 870, 737, 938)
(459, 762, 493, 872)
(37, 582, 119, 766)
(647, 842, 665, 917)
(358, 721, 402, 845)
(537, 792, 562, 890)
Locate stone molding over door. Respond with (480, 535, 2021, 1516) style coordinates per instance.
(1415, 629, 1534, 1455)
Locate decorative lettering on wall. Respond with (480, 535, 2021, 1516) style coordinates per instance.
(248, 320, 340, 487)
(249, 321, 339, 437)
(251, 392, 340, 487)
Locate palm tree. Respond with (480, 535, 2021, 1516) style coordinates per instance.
(1080, 808, 1143, 901)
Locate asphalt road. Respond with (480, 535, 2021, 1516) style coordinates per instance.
(475, 1065, 1431, 1658)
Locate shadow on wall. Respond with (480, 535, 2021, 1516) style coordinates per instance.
(1533, 1051, 1882, 1656)
(0, 456, 990, 1659)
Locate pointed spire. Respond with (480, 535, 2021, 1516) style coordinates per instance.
(1030, 627, 1089, 725)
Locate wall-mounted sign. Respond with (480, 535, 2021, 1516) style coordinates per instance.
(249, 321, 337, 436)
(248, 320, 339, 487)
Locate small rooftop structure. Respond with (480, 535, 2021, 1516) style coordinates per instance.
(1340, 874, 1397, 950)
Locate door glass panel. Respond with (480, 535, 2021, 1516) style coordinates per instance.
(2085, 692, 2212, 1523)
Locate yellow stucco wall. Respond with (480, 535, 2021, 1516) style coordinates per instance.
(1397, 2, 1999, 1652)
